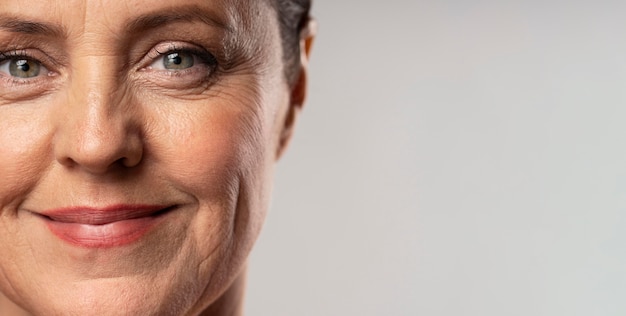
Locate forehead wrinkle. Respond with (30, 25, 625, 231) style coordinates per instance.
(0, 14, 67, 38)
(124, 4, 235, 36)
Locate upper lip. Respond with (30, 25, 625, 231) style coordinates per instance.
(38, 204, 174, 225)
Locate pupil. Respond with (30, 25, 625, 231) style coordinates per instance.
(162, 52, 193, 70)
(8, 58, 40, 78)
(16, 60, 30, 72)
(168, 53, 182, 65)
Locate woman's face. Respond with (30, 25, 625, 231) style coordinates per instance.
(0, 0, 299, 314)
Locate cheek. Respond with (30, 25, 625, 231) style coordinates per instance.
(141, 74, 276, 197)
(0, 106, 52, 211)
(0, 107, 53, 307)
(153, 105, 267, 199)
(145, 93, 272, 240)
(144, 96, 275, 292)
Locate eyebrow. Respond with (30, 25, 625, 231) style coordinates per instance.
(0, 15, 66, 38)
(125, 5, 234, 35)
(0, 5, 232, 39)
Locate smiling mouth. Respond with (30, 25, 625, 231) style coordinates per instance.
(38, 205, 177, 248)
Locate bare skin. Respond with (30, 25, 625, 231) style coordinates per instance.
(0, 0, 313, 315)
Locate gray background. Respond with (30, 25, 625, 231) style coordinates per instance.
(246, 1, 626, 315)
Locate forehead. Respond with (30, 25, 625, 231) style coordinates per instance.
(0, 0, 275, 36)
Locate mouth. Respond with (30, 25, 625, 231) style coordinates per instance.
(37, 205, 177, 248)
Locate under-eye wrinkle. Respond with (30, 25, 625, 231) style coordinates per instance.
(0, 49, 59, 101)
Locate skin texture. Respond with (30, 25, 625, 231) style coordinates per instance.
(0, 0, 314, 315)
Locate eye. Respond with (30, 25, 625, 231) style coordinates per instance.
(147, 50, 214, 72)
(162, 52, 194, 70)
(0, 57, 47, 79)
(139, 44, 219, 90)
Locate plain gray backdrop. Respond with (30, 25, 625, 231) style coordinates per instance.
(246, 1, 626, 315)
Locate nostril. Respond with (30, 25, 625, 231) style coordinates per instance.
(119, 151, 143, 169)
(54, 127, 144, 174)
(51, 72, 145, 175)
(119, 137, 144, 168)
(56, 155, 78, 169)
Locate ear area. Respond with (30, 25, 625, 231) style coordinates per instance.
(275, 18, 317, 160)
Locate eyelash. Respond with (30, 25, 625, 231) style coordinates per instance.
(146, 44, 218, 72)
(0, 50, 32, 60)
(134, 43, 220, 90)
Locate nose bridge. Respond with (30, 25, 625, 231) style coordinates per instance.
(54, 54, 142, 173)
(73, 52, 121, 108)
(76, 79, 121, 150)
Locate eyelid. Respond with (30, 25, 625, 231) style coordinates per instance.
(0, 48, 61, 101)
(134, 41, 220, 92)
(0, 50, 36, 65)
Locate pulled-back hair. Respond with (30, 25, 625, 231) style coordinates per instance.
(273, 0, 312, 84)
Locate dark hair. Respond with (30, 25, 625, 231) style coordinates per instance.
(273, 0, 312, 84)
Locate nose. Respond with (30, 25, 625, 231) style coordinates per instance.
(53, 59, 144, 174)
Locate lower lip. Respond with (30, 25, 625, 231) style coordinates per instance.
(44, 215, 166, 248)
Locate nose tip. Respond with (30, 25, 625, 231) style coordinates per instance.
(52, 56, 145, 175)
(55, 126, 144, 173)
(53, 93, 144, 174)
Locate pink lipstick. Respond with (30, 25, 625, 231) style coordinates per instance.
(39, 204, 173, 248)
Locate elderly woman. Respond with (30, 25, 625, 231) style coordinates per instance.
(0, 0, 314, 315)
